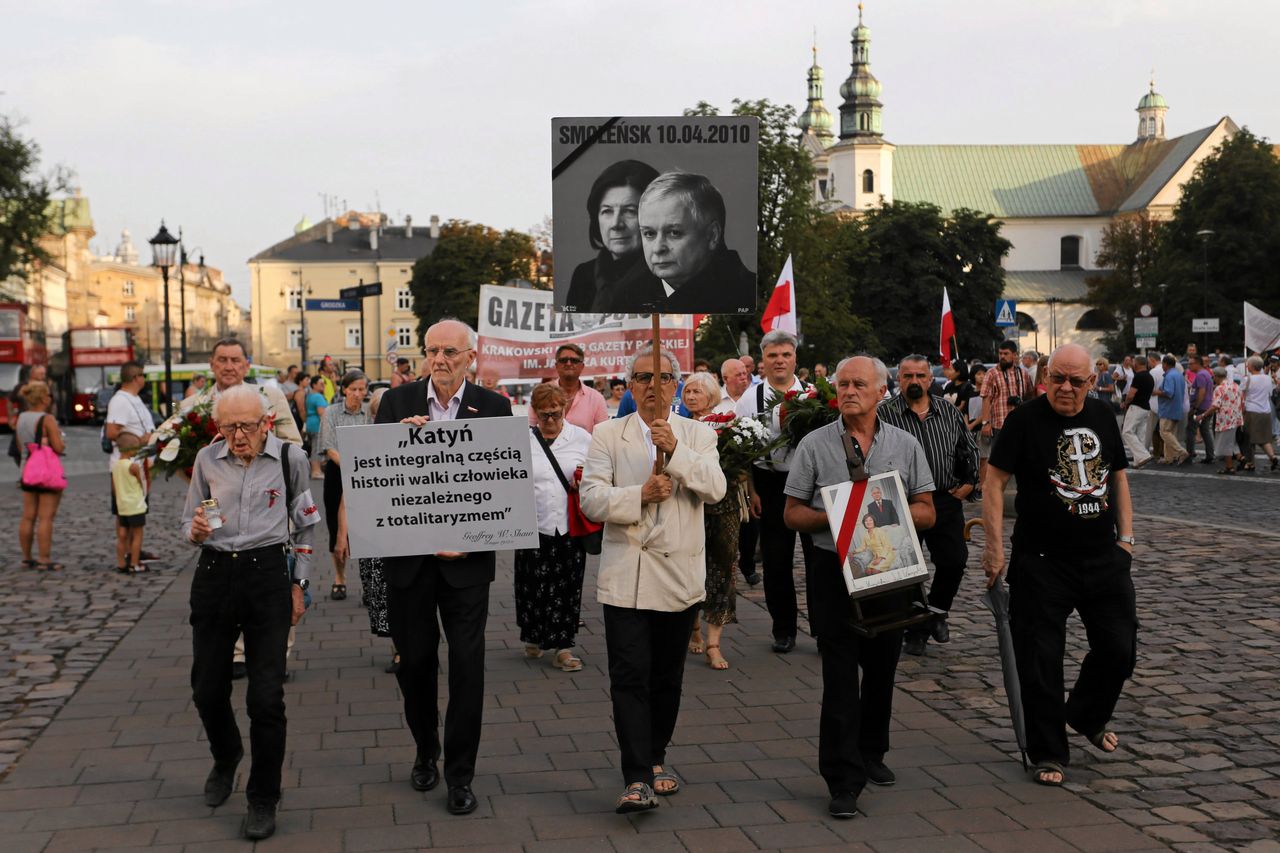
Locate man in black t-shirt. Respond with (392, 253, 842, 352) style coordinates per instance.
(981, 344, 1136, 787)
(1120, 354, 1156, 468)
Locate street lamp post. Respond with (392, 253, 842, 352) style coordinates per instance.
(1196, 229, 1214, 357)
(148, 222, 180, 418)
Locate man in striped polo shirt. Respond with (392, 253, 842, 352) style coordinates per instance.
(879, 355, 980, 657)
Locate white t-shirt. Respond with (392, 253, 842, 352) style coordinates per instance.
(528, 423, 592, 536)
(106, 390, 154, 467)
(1242, 372, 1275, 414)
(733, 376, 805, 471)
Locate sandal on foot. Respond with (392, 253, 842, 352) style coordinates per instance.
(652, 767, 681, 796)
(21, 559, 38, 569)
(1217, 468, 1235, 475)
(688, 635, 705, 655)
(705, 644, 730, 671)
(37, 562, 64, 571)
(1089, 730, 1119, 752)
(330, 584, 347, 600)
(1031, 762, 1065, 786)
(615, 782, 658, 814)
(384, 653, 401, 674)
(130, 564, 150, 573)
(524, 644, 544, 659)
(553, 650, 583, 672)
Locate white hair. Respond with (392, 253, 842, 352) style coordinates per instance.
(835, 355, 889, 387)
(213, 383, 269, 420)
(682, 371, 723, 409)
(626, 347, 681, 382)
(433, 317, 479, 350)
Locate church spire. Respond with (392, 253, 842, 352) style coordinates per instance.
(838, 1, 884, 141)
(798, 33, 835, 144)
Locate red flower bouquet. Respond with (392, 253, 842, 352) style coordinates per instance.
(770, 375, 840, 449)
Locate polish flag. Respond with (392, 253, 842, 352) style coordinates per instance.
(761, 255, 797, 335)
(939, 287, 958, 368)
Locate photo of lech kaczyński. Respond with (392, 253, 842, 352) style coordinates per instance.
(552, 116, 758, 316)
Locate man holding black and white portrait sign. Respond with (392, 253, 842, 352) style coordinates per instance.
(634, 172, 756, 313)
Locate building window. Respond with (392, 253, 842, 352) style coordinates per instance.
(286, 287, 301, 310)
(859, 112, 869, 131)
(345, 325, 362, 349)
(1076, 309, 1116, 331)
(397, 325, 414, 348)
(1060, 236, 1081, 269)
(397, 287, 412, 310)
(124, 305, 136, 322)
(123, 280, 134, 297)
(288, 326, 304, 349)
(862, 169, 875, 194)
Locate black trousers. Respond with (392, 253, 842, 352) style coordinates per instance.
(603, 603, 699, 787)
(806, 547, 903, 797)
(386, 567, 490, 787)
(1008, 547, 1137, 767)
(189, 545, 293, 806)
(908, 491, 969, 635)
(739, 516, 759, 578)
(752, 467, 810, 640)
(1185, 411, 1215, 460)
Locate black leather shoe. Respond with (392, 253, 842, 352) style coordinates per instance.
(203, 748, 243, 807)
(903, 634, 927, 656)
(446, 784, 478, 815)
(930, 617, 950, 644)
(743, 571, 761, 586)
(864, 758, 896, 786)
(410, 756, 439, 792)
(231, 662, 247, 680)
(242, 801, 277, 840)
(771, 636, 795, 654)
(828, 791, 858, 819)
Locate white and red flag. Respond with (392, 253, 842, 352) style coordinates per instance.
(761, 254, 797, 335)
(939, 286, 958, 368)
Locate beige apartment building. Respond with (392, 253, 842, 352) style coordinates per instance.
(248, 212, 439, 380)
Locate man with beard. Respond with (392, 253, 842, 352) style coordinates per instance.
(982, 344, 1135, 787)
(879, 355, 979, 657)
(980, 340, 1029, 444)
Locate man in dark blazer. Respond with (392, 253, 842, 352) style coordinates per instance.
(865, 486, 900, 528)
(373, 318, 512, 816)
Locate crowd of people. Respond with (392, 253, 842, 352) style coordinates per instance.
(9, 322, 1280, 840)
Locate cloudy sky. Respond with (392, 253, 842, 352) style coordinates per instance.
(7, 0, 1277, 306)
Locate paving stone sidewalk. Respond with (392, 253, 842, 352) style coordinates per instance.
(1, 472, 1275, 851)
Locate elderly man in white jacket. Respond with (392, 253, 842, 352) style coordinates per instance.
(580, 346, 726, 815)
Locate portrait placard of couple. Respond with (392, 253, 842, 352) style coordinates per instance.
(820, 471, 930, 599)
(551, 116, 759, 316)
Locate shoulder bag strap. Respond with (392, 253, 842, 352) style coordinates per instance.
(531, 426, 572, 493)
(280, 441, 294, 509)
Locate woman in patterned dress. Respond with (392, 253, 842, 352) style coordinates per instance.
(681, 372, 743, 671)
(515, 384, 592, 672)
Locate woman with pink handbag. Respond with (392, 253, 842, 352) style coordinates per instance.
(16, 382, 67, 571)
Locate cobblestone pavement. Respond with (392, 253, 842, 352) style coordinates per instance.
(0, 472, 194, 779)
(0, 444, 1277, 850)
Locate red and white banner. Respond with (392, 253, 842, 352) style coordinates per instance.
(939, 286, 957, 369)
(477, 284, 694, 382)
(761, 254, 796, 335)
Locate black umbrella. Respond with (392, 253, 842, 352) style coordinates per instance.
(981, 578, 1028, 770)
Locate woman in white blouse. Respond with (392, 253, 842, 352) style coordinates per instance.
(517, 383, 593, 671)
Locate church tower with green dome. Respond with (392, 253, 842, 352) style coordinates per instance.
(798, 41, 835, 145)
(821, 2, 895, 211)
(837, 3, 883, 140)
(1136, 75, 1169, 141)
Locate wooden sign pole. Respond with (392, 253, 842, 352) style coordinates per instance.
(652, 312, 667, 472)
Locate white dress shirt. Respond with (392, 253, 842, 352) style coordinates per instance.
(733, 375, 805, 471)
(529, 423, 592, 535)
(427, 380, 466, 422)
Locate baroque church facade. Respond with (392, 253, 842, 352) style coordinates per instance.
(800, 5, 1243, 355)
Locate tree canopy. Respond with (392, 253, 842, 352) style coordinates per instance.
(409, 220, 536, 345)
(0, 116, 69, 286)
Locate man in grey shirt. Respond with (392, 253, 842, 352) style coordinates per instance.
(783, 356, 935, 820)
(180, 385, 319, 841)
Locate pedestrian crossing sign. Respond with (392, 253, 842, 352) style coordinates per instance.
(995, 299, 1017, 327)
